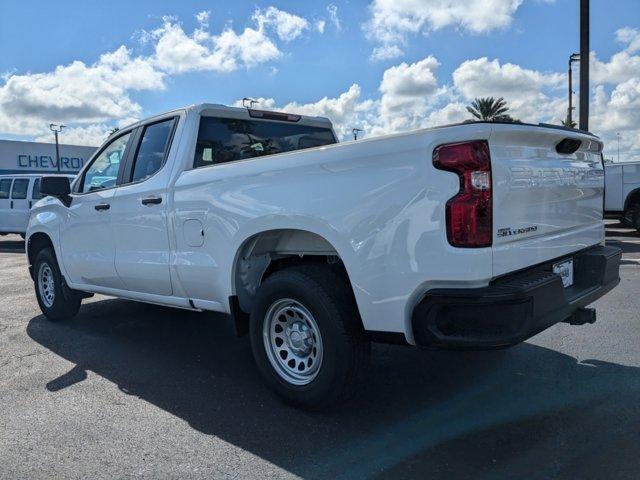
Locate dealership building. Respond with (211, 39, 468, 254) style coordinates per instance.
(0, 139, 98, 176)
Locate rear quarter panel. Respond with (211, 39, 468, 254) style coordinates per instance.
(171, 123, 495, 341)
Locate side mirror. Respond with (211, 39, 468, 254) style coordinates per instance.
(40, 176, 71, 197)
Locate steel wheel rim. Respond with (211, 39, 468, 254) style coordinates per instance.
(263, 298, 323, 386)
(38, 263, 55, 308)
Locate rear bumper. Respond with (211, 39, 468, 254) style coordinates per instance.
(411, 245, 621, 349)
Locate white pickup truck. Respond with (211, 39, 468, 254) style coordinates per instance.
(605, 161, 640, 230)
(26, 104, 621, 408)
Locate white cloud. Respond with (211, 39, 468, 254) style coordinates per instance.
(34, 124, 112, 147)
(195, 10, 210, 29)
(365, 0, 524, 60)
(616, 27, 640, 53)
(370, 45, 404, 62)
(0, 7, 315, 146)
(0, 46, 162, 139)
(452, 57, 565, 122)
(232, 30, 640, 162)
(151, 16, 281, 74)
(253, 6, 309, 42)
(591, 29, 640, 85)
(3, 6, 640, 163)
(591, 79, 640, 158)
(236, 85, 376, 139)
(326, 4, 342, 32)
(376, 56, 444, 132)
(425, 102, 469, 126)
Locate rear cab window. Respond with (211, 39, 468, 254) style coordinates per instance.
(193, 116, 336, 168)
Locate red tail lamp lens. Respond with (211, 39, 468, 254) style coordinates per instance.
(433, 140, 492, 248)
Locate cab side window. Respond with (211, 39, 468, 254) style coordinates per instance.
(129, 119, 175, 183)
(11, 179, 29, 199)
(0, 179, 12, 199)
(80, 132, 131, 193)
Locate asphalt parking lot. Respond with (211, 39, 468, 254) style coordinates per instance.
(1, 223, 640, 479)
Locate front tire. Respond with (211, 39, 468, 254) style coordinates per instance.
(33, 247, 81, 321)
(249, 265, 370, 409)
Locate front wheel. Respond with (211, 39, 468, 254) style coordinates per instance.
(33, 247, 81, 321)
(249, 265, 370, 409)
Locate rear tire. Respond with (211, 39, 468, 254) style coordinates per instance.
(249, 265, 370, 409)
(33, 247, 81, 321)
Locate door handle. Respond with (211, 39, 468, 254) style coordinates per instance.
(10, 200, 13, 209)
(141, 196, 162, 206)
(94, 203, 110, 211)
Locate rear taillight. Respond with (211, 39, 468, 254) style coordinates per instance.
(433, 140, 492, 248)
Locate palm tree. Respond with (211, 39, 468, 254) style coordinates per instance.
(108, 127, 120, 136)
(561, 119, 577, 128)
(466, 97, 512, 122)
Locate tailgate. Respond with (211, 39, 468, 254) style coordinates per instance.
(489, 125, 604, 276)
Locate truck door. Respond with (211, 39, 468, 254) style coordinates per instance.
(9, 178, 30, 233)
(59, 131, 133, 290)
(0, 178, 12, 233)
(110, 117, 176, 296)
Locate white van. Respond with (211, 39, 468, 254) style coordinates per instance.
(0, 174, 75, 238)
(604, 161, 640, 230)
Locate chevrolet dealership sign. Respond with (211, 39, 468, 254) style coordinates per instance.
(0, 139, 98, 175)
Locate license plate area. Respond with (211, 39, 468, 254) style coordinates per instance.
(553, 259, 574, 288)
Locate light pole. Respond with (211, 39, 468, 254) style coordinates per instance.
(566, 53, 580, 127)
(579, 0, 590, 131)
(49, 124, 65, 173)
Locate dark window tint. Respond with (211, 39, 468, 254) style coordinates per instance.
(131, 119, 175, 183)
(193, 117, 336, 168)
(32, 178, 42, 200)
(0, 179, 12, 199)
(11, 179, 29, 199)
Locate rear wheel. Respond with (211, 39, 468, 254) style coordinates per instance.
(249, 265, 370, 409)
(33, 247, 81, 321)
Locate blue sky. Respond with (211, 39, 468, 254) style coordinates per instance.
(1, 1, 639, 160)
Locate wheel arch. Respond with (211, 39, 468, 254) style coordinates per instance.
(231, 228, 361, 320)
(26, 231, 55, 280)
(624, 187, 640, 212)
